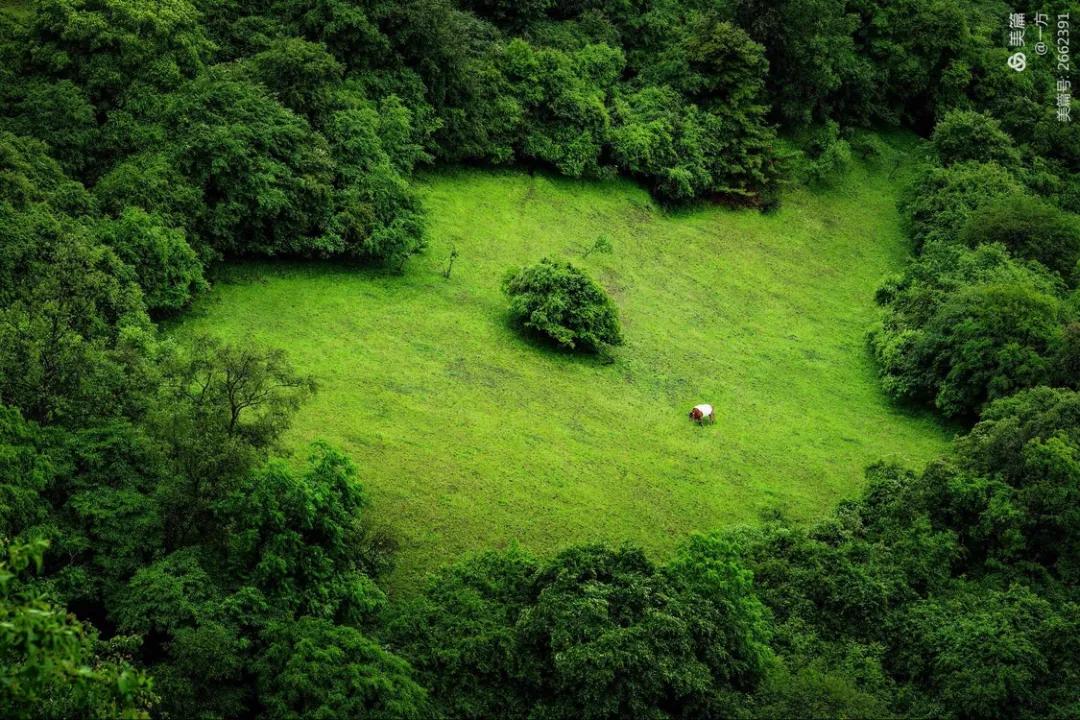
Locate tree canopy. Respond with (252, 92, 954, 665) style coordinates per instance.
(2, 0, 1079, 716)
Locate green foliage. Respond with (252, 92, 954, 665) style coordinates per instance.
(150, 336, 316, 548)
(1055, 321, 1080, 388)
(749, 622, 908, 719)
(95, 208, 206, 313)
(0, 406, 53, 539)
(390, 1, 783, 203)
(500, 39, 619, 178)
(950, 387, 1080, 583)
(268, 0, 390, 68)
(846, 0, 971, 129)
(162, 70, 335, 256)
(93, 438, 414, 719)
(29, 0, 213, 106)
(959, 196, 1080, 281)
(647, 15, 769, 108)
(502, 257, 622, 352)
(608, 87, 712, 201)
(731, 385, 1080, 716)
(0, 539, 155, 719)
(0, 130, 90, 211)
(736, 0, 861, 125)
(900, 161, 1026, 248)
(245, 37, 344, 121)
(215, 444, 382, 623)
(931, 109, 1020, 167)
(256, 617, 429, 720)
(582, 233, 612, 258)
(0, 207, 153, 426)
(871, 242, 1065, 417)
(391, 540, 771, 719)
(609, 13, 783, 203)
(322, 93, 428, 268)
(460, 0, 552, 31)
(889, 586, 1079, 719)
(798, 121, 852, 186)
(91, 151, 203, 232)
(0, 78, 97, 176)
(5, 0, 1080, 716)
(917, 282, 1062, 417)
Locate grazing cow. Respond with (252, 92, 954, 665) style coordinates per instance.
(689, 403, 715, 424)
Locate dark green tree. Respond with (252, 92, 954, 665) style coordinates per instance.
(256, 617, 429, 720)
(391, 540, 771, 719)
(29, 0, 213, 106)
(889, 586, 1079, 719)
(502, 258, 623, 352)
(161, 70, 335, 256)
(959, 196, 1080, 280)
(932, 110, 1021, 168)
(0, 539, 156, 719)
(95, 208, 206, 314)
(900, 161, 1025, 248)
(246, 37, 344, 122)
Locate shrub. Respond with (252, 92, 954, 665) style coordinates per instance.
(800, 121, 852, 186)
(900, 161, 1026, 247)
(95, 208, 207, 314)
(931, 110, 1020, 167)
(847, 132, 887, 162)
(870, 242, 1065, 417)
(959, 196, 1080, 280)
(389, 541, 771, 719)
(502, 258, 622, 352)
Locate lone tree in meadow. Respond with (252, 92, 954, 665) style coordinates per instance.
(502, 258, 623, 353)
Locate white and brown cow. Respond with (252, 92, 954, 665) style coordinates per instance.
(689, 403, 715, 424)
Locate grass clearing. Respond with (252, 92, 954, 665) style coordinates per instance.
(175, 136, 953, 591)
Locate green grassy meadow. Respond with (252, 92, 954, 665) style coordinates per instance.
(176, 140, 953, 590)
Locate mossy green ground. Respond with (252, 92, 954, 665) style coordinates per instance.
(177, 140, 953, 590)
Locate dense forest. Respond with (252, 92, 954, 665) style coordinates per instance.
(1, 0, 1079, 718)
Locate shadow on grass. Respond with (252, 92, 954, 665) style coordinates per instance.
(205, 256, 403, 286)
(502, 314, 619, 368)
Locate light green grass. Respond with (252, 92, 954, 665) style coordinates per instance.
(176, 137, 953, 591)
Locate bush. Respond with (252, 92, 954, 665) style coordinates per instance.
(900, 161, 1026, 247)
(502, 258, 622, 352)
(847, 132, 887, 162)
(95, 207, 206, 314)
(870, 243, 1065, 418)
(959, 196, 1080, 280)
(931, 110, 1020, 167)
(800, 121, 852, 186)
(389, 541, 772, 719)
